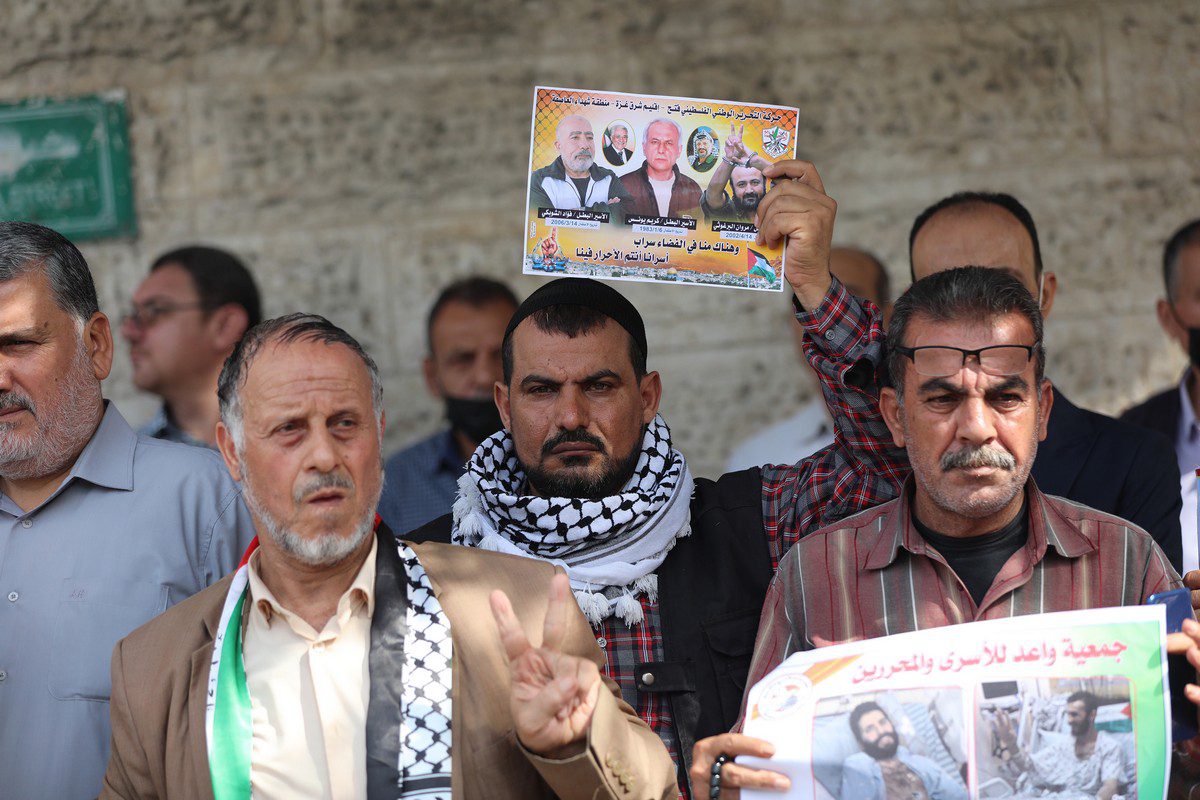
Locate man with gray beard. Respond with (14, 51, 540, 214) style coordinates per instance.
(692, 265, 1180, 798)
(529, 113, 631, 223)
(0, 221, 255, 800)
(100, 313, 676, 799)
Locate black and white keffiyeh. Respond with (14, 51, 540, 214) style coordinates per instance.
(452, 414, 694, 627)
(397, 544, 453, 799)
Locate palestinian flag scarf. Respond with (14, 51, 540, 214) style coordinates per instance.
(205, 533, 454, 799)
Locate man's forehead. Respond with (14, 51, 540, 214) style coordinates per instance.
(647, 122, 677, 139)
(510, 318, 633, 378)
(133, 263, 197, 302)
(432, 299, 512, 344)
(905, 312, 1035, 349)
(912, 204, 1037, 284)
(560, 119, 591, 137)
(0, 271, 66, 330)
(243, 339, 371, 402)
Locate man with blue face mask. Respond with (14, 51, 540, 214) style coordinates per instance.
(907, 191, 1183, 573)
(1122, 218, 1200, 574)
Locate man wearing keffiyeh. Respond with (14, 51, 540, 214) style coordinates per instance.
(408, 160, 911, 797)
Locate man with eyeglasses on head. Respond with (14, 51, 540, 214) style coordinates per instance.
(905, 192, 1182, 573)
(121, 246, 261, 449)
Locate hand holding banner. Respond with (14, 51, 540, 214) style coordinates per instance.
(730, 607, 1170, 800)
(523, 87, 799, 291)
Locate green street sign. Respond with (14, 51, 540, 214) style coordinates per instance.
(0, 91, 136, 240)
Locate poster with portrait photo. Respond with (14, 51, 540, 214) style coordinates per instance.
(738, 607, 1170, 800)
(601, 119, 635, 168)
(522, 86, 799, 292)
(687, 126, 720, 172)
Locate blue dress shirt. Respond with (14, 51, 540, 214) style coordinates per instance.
(0, 402, 255, 800)
(377, 428, 464, 536)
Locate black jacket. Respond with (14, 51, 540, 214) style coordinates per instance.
(1120, 384, 1181, 445)
(406, 468, 771, 792)
(1038, 387, 1182, 570)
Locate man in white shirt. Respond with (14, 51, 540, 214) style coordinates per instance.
(726, 247, 892, 471)
(619, 118, 703, 220)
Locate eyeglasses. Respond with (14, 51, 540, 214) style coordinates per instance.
(894, 344, 1039, 377)
(121, 301, 206, 330)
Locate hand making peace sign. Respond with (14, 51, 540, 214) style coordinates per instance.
(491, 573, 604, 758)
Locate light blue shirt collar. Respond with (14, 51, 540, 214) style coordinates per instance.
(1175, 373, 1200, 478)
(1180, 374, 1199, 442)
(0, 401, 135, 517)
(70, 401, 137, 492)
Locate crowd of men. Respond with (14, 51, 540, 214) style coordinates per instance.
(5, 150, 1200, 800)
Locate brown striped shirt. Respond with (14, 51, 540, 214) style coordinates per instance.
(744, 479, 1181, 694)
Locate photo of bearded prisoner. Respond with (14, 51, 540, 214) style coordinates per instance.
(700, 122, 774, 223)
(976, 678, 1136, 800)
(811, 689, 969, 800)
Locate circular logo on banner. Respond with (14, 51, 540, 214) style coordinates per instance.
(756, 673, 813, 719)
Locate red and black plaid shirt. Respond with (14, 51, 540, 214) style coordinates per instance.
(595, 278, 908, 798)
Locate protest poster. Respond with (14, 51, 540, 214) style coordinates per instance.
(740, 607, 1170, 800)
(522, 87, 799, 291)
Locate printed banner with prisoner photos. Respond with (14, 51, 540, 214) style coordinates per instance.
(521, 87, 799, 292)
(739, 607, 1170, 800)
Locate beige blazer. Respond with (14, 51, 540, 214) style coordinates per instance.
(101, 541, 676, 800)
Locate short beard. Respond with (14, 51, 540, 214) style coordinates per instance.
(524, 428, 644, 500)
(732, 191, 761, 216)
(860, 732, 899, 761)
(242, 471, 382, 567)
(0, 337, 102, 480)
(567, 150, 594, 172)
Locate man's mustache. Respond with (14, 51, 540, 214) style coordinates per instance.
(940, 444, 1016, 472)
(294, 471, 355, 503)
(541, 428, 607, 458)
(0, 391, 35, 418)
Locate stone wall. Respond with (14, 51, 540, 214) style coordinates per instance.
(3, 0, 1198, 478)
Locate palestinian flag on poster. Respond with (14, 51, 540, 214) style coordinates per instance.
(747, 248, 776, 283)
